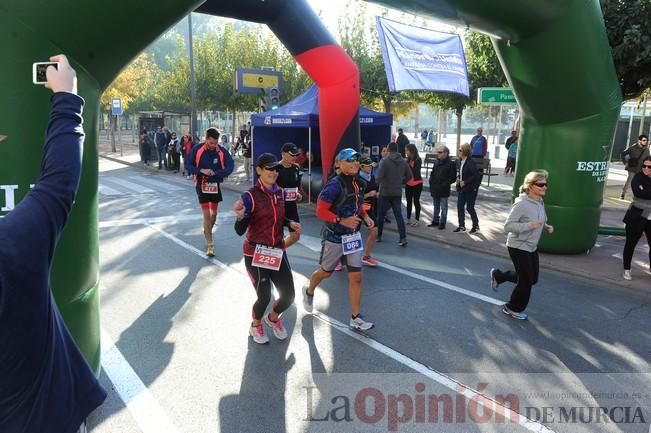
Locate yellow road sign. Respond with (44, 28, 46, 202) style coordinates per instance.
(242, 73, 279, 89)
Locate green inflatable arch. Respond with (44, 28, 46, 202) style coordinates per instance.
(0, 0, 620, 371)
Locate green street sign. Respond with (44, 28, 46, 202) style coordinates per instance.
(477, 87, 516, 105)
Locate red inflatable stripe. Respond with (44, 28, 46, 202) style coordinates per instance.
(295, 45, 360, 178)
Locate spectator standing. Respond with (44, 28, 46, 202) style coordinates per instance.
(470, 127, 488, 158)
(139, 128, 152, 165)
(180, 134, 193, 177)
(405, 143, 423, 226)
(620, 135, 650, 199)
(427, 145, 457, 230)
(490, 170, 553, 320)
(168, 132, 180, 172)
(621, 156, 651, 280)
(154, 126, 168, 170)
(427, 130, 435, 148)
(455, 143, 482, 234)
(505, 140, 517, 176)
(396, 128, 409, 158)
(375, 142, 412, 246)
(0, 54, 106, 433)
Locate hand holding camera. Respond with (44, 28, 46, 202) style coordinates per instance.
(33, 54, 77, 94)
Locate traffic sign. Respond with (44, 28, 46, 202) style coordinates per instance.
(234, 68, 283, 95)
(111, 97, 123, 115)
(477, 88, 516, 105)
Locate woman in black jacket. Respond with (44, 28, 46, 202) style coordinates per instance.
(405, 144, 423, 226)
(455, 143, 482, 233)
(622, 156, 651, 280)
(428, 145, 457, 230)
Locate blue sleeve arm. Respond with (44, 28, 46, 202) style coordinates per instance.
(1, 92, 84, 263)
(215, 146, 235, 179)
(186, 146, 199, 175)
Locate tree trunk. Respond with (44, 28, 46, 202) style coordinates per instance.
(383, 97, 392, 116)
(455, 106, 463, 151)
(638, 94, 648, 136)
(414, 105, 420, 140)
(231, 105, 237, 144)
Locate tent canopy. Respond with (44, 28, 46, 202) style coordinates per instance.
(251, 84, 392, 128)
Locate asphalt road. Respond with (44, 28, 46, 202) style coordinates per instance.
(89, 159, 651, 433)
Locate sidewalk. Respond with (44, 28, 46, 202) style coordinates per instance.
(97, 138, 650, 293)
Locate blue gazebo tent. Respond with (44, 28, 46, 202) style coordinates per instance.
(250, 84, 392, 200)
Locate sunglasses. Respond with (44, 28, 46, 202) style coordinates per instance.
(341, 156, 360, 163)
(534, 182, 548, 187)
(262, 165, 281, 172)
(642, 165, 651, 169)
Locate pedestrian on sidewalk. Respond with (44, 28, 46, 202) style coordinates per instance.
(470, 127, 487, 158)
(186, 127, 235, 257)
(234, 153, 300, 344)
(405, 144, 423, 226)
(154, 126, 168, 170)
(359, 157, 380, 266)
(168, 132, 180, 172)
(139, 129, 153, 165)
(376, 142, 412, 246)
(621, 156, 651, 280)
(455, 143, 482, 234)
(302, 148, 376, 331)
(489, 170, 554, 320)
(505, 139, 517, 176)
(180, 134, 193, 177)
(0, 54, 106, 433)
(620, 135, 649, 199)
(428, 145, 457, 229)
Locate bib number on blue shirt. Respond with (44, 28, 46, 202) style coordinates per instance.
(341, 232, 363, 255)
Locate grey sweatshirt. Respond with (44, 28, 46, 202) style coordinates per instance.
(376, 152, 413, 197)
(504, 193, 548, 252)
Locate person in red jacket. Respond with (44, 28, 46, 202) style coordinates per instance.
(233, 153, 301, 344)
(186, 128, 234, 257)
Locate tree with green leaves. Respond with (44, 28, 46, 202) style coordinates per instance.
(601, 0, 651, 100)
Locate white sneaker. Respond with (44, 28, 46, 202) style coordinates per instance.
(350, 314, 374, 331)
(249, 323, 269, 344)
(302, 285, 314, 313)
(263, 315, 288, 340)
(623, 269, 632, 281)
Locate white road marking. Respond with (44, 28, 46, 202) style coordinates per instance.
(101, 177, 155, 194)
(98, 184, 123, 196)
(100, 224, 552, 433)
(377, 261, 504, 306)
(129, 175, 184, 192)
(309, 311, 556, 433)
(98, 211, 237, 228)
(101, 328, 181, 433)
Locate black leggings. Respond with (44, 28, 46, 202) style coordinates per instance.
(493, 247, 539, 313)
(623, 220, 651, 269)
(405, 183, 423, 220)
(245, 253, 295, 320)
